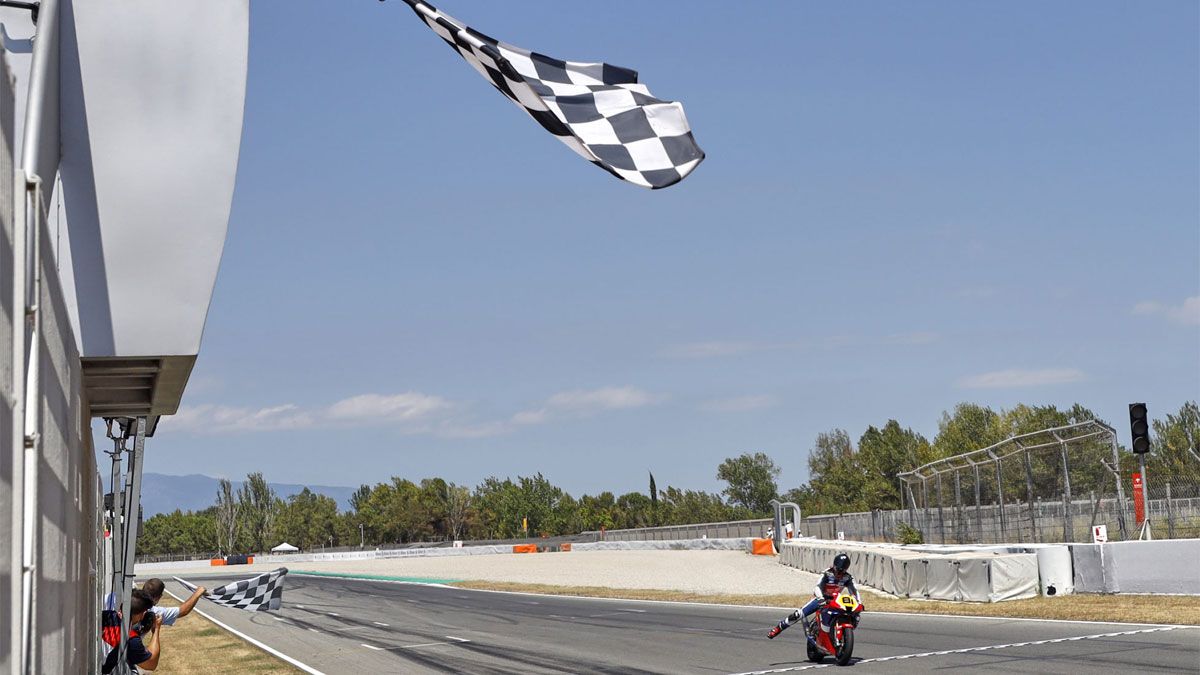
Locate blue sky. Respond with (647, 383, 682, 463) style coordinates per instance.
(144, 1, 1199, 497)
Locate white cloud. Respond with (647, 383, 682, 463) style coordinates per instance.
(958, 368, 1086, 389)
(167, 386, 663, 437)
(1134, 296, 1200, 326)
(545, 386, 662, 410)
(166, 403, 314, 433)
(513, 386, 664, 426)
(326, 393, 451, 422)
(700, 395, 778, 413)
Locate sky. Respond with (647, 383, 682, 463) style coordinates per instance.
(135, 1, 1199, 497)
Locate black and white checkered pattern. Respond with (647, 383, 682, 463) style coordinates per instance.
(403, 0, 704, 189)
(175, 568, 287, 612)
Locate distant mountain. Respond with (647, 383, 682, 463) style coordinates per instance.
(140, 472, 357, 516)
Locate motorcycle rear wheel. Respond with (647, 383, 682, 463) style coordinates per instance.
(835, 626, 854, 666)
(806, 639, 824, 663)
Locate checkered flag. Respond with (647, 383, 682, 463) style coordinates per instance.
(403, 0, 704, 189)
(175, 568, 287, 612)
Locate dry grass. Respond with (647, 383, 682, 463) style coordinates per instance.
(451, 580, 1200, 625)
(150, 596, 302, 674)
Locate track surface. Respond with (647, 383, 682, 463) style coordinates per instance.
(165, 575, 1199, 674)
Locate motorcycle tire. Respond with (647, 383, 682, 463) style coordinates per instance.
(806, 640, 824, 663)
(835, 626, 854, 666)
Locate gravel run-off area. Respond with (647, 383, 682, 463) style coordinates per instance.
(143, 550, 822, 596)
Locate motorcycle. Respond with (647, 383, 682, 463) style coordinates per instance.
(804, 591, 862, 666)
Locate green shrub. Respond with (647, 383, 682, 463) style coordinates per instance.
(896, 521, 924, 545)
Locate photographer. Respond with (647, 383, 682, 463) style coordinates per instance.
(100, 588, 162, 673)
(141, 578, 206, 625)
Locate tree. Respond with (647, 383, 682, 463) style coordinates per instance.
(215, 479, 239, 555)
(648, 472, 659, 526)
(1151, 401, 1200, 486)
(349, 484, 372, 513)
(932, 403, 1005, 459)
(716, 452, 780, 515)
(275, 488, 340, 550)
(803, 430, 867, 515)
(857, 421, 930, 510)
(238, 472, 277, 552)
(444, 483, 472, 541)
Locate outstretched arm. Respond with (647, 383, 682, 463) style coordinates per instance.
(178, 586, 206, 618)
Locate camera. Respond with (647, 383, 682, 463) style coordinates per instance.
(138, 610, 157, 635)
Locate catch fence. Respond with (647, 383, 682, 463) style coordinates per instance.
(898, 420, 1200, 544)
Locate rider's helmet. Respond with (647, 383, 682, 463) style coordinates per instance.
(833, 553, 850, 573)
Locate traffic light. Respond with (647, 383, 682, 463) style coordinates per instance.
(1129, 403, 1150, 454)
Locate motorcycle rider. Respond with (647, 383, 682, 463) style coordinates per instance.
(767, 552, 860, 640)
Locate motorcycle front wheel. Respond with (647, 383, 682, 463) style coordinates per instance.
(835, 626, 854, 666)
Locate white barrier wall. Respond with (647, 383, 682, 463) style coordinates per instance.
(1069, 539, 1200, 595)
(779, 540, 1039, 602)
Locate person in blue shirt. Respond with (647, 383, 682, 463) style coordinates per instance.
(141, 578, 206, 626)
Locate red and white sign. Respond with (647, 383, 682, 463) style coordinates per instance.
(1092, 525, 1108, 543)
(1132, 473, 1146, 525)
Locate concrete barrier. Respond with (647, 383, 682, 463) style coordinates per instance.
(572, 537, 755, 552)
(1068, 538, 1200, 594)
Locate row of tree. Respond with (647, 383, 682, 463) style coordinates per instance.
(137, 400, 1198, 556)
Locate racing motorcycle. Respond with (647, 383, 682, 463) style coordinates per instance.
(804, 590, 862, 666)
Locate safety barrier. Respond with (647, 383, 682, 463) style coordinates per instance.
(779, 540, 1039, 602)
(1068, 538, 1200, 594)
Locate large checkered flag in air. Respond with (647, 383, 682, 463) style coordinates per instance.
(175, 568, 287, 612)
(402, 0, 704, 189)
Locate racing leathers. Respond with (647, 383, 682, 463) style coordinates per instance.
(766, 568, 860, 640)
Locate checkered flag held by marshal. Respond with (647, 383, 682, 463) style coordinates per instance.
(403, 0, 704, 189)
(175, 568, 288, 612)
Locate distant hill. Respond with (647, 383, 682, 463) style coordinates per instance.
(140, 472, 356, 516)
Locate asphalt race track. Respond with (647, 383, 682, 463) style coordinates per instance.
(164, 575, 1200, 674)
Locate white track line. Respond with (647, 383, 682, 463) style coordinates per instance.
(162, 587, 326, 675)
(361, 643, 384, 651)
(372, 621, 389, 627)
(729, 625, 1195, 674)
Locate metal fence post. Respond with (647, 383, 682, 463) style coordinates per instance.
(994, 457, 1006, 542)
(973, 463, 983, 543)
(950, 471, 960, 542)
(1023, 448, 1038, 542)
(1111, 435, 1128, 540)
(936, 474, 946, 544)
(1059, 436, 1073, 542)
(921, 478, 930, 541)
(1166, 482, 1175, 539)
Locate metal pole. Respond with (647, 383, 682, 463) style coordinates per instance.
(18, 177, 43, 675)
(995, 458, 1006, 542)
(1166, 482, 1175, 539)
(1023, 449, 1038, 542)
(115, 417, 147, 675)
(973, 464, 983, 543)
(1138, 451, 1152, 540)
(953, 470, 963, 543)
(936, 474, 946, 544)
(1060, 440, 1073, 542)
(921, 479, 930, 541)
(1111, 434, 1128, 540)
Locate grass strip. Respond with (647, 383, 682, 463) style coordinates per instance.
(450, 581, 1200, 625)
(292, 569, 460, 585)
(151, 596, 302, 674)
